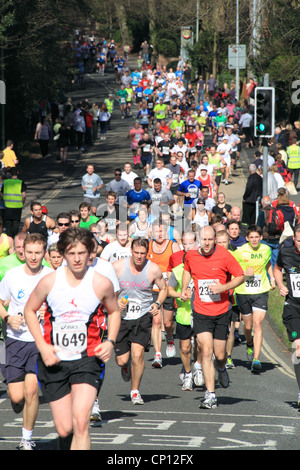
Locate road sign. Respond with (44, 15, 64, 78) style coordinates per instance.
(228, 44, 246, 69)
(180, 26, 193, 61)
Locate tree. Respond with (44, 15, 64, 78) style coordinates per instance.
(1, 0, 93, 137)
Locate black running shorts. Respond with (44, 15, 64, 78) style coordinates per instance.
(37, 355, 105, 402)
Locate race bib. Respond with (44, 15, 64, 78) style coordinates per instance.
(198, 279, 220, 302)
(290, 273, 300, 297)
(125, 299, 142, 320)
(189, 188, 198, 199)
(107, 218, 116, 230)
(53, 322, 87, 360)
(117, 251, 130, 260)
(245, 275, 262, 293)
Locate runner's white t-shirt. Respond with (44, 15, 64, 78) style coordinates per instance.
(0, 264, 53, 342)
(100, 241, 132, 263)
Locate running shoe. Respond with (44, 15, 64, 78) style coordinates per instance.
(19, 439, 36, 450)
(225, 356, 235, 369)
(179, 366, 185, 383)
(166, 339, 176, 358)
(246, 344, 254, 362)
(193, 368, 205, 387)
(182, 374, 193, 391)
(251, 358, 262, 373)
(90, 399, 102, 423)
(199, 391, 217, 409)
(152, 353, 163, 368)
(131, 391, 144, 405)
(121, 362, 131, 382)
(218, 367, 229, 388)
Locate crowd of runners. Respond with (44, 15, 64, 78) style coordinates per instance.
(0, 33, 300, 451)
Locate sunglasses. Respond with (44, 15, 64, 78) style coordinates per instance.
(57, 222, 70, 226)
(71, 219, 80, 223)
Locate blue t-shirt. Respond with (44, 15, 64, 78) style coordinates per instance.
(125, 189, 151, 218)
(143, 88, 153, 98)
(135, 85, 144, 99)
(137, 109, 151, 125)
(131, 72, 141, 86)
(178, 179, 202, 205)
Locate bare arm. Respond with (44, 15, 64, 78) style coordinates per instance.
(274, 263, 289, 297)
(93, 274, 121, 362)
(181, 269, 192, 301)
(208, 274, 245, 295)
(149, 264, 167, 315)
(24, 273, 58, 366)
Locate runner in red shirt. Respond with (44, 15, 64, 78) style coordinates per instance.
(185, 126, 197, 149)
(181, 225, 244, 409)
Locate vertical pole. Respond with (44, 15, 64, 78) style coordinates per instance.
(1, 47, 5, 150)
(236, 0, 239, 102)
(194, 0, 200, 81)
(262, 73, 269, 197)
(196, 0, 199, 43)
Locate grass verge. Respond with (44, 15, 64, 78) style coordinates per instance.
(267, 287, 291, 351)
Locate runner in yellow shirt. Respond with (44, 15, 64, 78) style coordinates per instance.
(233, 225, 275, 373)
(125, 84, 134, 117)
(154, 98, 167, 122)
(2, 140, 18, 168)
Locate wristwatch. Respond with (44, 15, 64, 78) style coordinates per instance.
(3, 315, 9, 324)
(154, 301, 161, 308)
(106, 338, 115, 346)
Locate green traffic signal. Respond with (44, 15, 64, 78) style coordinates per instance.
(254, 87, 275, 138)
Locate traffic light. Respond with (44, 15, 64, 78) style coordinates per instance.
(254, 87, 275, 138)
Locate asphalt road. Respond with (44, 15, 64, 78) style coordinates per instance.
(0, 61, 299, 453)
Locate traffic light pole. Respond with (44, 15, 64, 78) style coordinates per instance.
(262, 137, 268, 197)
(262, 74, 269, 197)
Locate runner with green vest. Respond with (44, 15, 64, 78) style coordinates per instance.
(3, 178, 23, 208)
(104, 94, 114, 130)
(167, 231, 204, 391)
(287, 137, 300, 189)
(2, 168, 26, 238)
